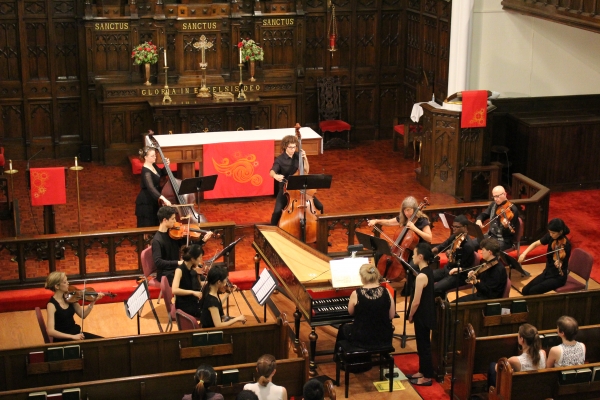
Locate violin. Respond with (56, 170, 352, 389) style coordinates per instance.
(552, 237, 567, 276)
(495, 201, 515, 234)
(168, 221, 219, 241)
(447, 233, 466, 264)
(465, 259, 498, 285)
(64, 286, 116, 303)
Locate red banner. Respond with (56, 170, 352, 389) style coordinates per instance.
(461, 90, 488, 128)
(203, 140, 274, 199)
(30, 167, 67, 206)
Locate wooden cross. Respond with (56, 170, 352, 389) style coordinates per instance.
(193, 35, 213, 68)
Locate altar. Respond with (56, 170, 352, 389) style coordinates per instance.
(147, 127, 323, 179)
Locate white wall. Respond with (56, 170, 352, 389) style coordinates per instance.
(469, 0, 600, 97)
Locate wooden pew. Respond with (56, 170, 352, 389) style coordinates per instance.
(0, 316, 292, 391)
(453, 323, 600, 400)
(491, 358, 600, 400)
(0, 345, 310, 400)
(431, 289, 600, 380)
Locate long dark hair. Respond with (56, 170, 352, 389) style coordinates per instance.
(182, 244, 203, 262)
(199, 265, 228, 309)
(192, 364, 217, 400)
(519, 323, 542, 367)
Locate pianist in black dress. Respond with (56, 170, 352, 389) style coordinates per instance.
(334, 264, 395, 355)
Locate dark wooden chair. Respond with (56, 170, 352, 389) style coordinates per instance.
(317, 77, 351, 149)
(392, 116, 423, 160)
(334, 340, 395, 398)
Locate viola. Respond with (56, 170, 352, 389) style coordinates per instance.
(552, 237, 567, 276)
(64, 286, 116, 303)
(465, 259, 498, 285)
(376, 197, 429, 282)
(495, 201, 515, 234)
(168, 221, 219, 241)
(447, 233, 466, 264)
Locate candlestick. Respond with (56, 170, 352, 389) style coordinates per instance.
(164, 49, 167, 67)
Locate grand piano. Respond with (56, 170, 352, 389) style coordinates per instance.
(252, 225, 395, 376)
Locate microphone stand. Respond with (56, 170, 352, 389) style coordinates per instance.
(396, 256, 420, 348)
(449, 249, 463, 399)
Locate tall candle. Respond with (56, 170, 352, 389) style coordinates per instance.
(9, 160, 12, 171)
(239, 47, 242, 63)
(75, 157, 78, 167)
(164, 49, 167, 67)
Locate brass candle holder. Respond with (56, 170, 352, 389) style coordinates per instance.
(237, 63, 246, 101)
(162, 66, 172, 104)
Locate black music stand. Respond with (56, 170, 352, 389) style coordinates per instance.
(178, 174, 218, 195)
(355, 231, 392, 261)
(285, 174, 332, 243)
(465, 220, 484, 242)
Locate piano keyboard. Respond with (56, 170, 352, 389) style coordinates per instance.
(311, 296, 351, 323)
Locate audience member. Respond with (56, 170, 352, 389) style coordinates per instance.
(546, 316, 586, 368)
(243, 354, 288, 400)
(236, 390, 259, 400)
(488, 323, 546, 388)
(302, 379, 324, 400)
(182, 364, 223, 400)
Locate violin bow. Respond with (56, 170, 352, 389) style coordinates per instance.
(80, 280, 87, 335)
(521, 247, 564, 264)
(228, 284, 246, 324)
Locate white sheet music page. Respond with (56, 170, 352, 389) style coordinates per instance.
(330, 257, 369, 289)
(253, 268, 277, 305)
(125, 282, 149, 319)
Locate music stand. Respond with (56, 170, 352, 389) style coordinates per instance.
(465, 220, 484, 242)
(178, 174, 218, 195)
(284, 174, 333, 243)
(355, 231, 392, 259)
(500, 251, 530, 281)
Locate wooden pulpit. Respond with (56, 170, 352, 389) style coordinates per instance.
(416, 103, 495, 197)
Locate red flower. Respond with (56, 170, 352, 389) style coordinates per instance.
(245, 55, 250, 60)
(238, 42, 243, 48)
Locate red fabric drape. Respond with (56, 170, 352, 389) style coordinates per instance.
(461, 90, 488, 128)
(203, 140, 274, 199)
(30, 167, 66, 206)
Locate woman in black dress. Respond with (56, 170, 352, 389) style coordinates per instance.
(199, 265, 246, 328)
(45, 271, 103, 341)
(135, 146, 172, 227)
(172, 244, 204, 319)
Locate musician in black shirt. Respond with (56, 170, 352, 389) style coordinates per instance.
(475, 186, 520, 251)
(457, 238, 507, 302)
(269, 135, 323, 225)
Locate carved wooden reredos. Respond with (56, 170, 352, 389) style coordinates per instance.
(0, 0, 451, 164)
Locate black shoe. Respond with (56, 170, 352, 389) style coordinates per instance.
(405, 373, 423, 380)
(409, 378, 432, 386)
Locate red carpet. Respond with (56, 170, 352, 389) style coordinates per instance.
(394, 353, 449, 400)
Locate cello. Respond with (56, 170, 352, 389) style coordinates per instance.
(376, 197, 429, 281)
(278, 124, 319, 243)
(147, 134, 207, 223)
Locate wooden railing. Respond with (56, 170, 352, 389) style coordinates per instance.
(0, 221, 236, 290)
(316, 173, 550, 255)
(502, 0, 600, 35)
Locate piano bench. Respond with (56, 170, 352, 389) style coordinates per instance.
(334, 340, 395, 398)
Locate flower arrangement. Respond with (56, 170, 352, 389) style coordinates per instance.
(238, 39, 264, 62)
(131, 41, 158, 65)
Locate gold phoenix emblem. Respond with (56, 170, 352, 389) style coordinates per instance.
(31, 171, 49, 198)
(212, 152, 263, 186)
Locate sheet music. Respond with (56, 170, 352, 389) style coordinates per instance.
(330, 257, 369, 289)
(252, 269, 278, 306)
(125, 282, 150, 319)
(439, 213, 449, 229)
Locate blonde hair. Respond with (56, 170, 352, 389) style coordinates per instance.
(397, 196, 428, 226)
(359, 263, 380, 284)
(45, 271, 66, 292)
(256, 354, 276, 387)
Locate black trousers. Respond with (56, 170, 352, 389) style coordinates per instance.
(54, 331, 103, 342)
(414, 318, 434, 378)
(433, 268, 467, 299)
(522, 273, 566, 295)
(270, 189, 324, 225)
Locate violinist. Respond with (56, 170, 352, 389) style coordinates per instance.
(152, 206, 213, 285)
(172, 245, 205, 319)
(44, 272, 103, 341)
(475, 186, 520, 251)
(431, 215, 476, 299)
(199, 264, 246, 328)
(269, 135, 324, 225)
(519, 218, 571, 295)
(456, 238, 507, 302)
(135, 145, 172, 228)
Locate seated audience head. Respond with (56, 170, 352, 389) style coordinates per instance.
(518, 323, 542, 367)
(359, 263, 380, 285)
(182, 244, 204, 263)
(45, 271, 67, 292)
(236, 390, 259, 400)
(414, 242, 433, 263)
(192, 364, 217, 400)
(157, 206, 177, 224)
(547, 218, 570, 237)
(479, 237, 501, 257)
(303, 378, 325, 400)
(557, 315, 579, 341)
(256, 354, 277, 387)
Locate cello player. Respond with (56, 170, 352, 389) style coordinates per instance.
(475, 185, 520, 251)
(269, 135, 324, 226)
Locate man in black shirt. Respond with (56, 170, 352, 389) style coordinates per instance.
(269, 135, 323, 225)
(475, 185, 520, 251)
(152, 206, 212, 284)
(432, 215, 476, 299)
(457, 238, 507, 302)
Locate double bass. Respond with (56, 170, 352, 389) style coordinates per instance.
(278, 124, 319, 243)
(376, 197, 429, 281)
(148, 134, 207, 223)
